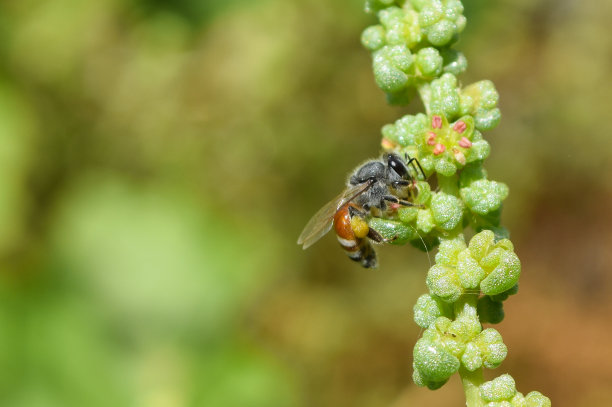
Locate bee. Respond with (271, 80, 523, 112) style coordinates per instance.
(297, 153, 425, 268)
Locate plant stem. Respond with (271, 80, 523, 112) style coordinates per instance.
(437, 173, 460, 195)
(459, 366, 484, 407)
(417, 82, 432, 116)
(455, 294, 484, 406)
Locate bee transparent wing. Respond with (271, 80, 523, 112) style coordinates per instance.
(297, 183, 370, 249)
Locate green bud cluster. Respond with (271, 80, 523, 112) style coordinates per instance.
(412, 232, 517, 388)
(362, 1, 469, 104)
(425, 231, 520, 303)
(478, 375, 551, 407)
(359, 0, 551, 405)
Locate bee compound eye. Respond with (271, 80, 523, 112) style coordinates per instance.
(388, 154, 408, 177)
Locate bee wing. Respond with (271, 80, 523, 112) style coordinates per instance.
(297, 183, 371, 249)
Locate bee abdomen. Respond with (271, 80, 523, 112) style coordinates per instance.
(333, 204, 377, 268)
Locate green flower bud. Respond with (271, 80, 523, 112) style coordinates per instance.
(368, 217, 418, 244)
(460, 179, 509, 215)
(474, 328, 507, 369)
(430, 192, 463, 230)
(398, 206, 418, 223)
(361, 25, 386, 51)
(427, 19, 456, 46)
(378, 7, 422, 48)
(524, 392, 552, 407)
(459, 80, 501, 131)
(419, 4, 443, 27)
(414, 294, 453, 328)
(475, 107, 501, 131)
(456, 248, 485, 289)
(461, 342, 483, 371)
(464, 139, 491, 162)
(430, 73, 460, 118)
(416, 47, 443, 77)
(449, 305, 481, 342)
(373, 45, 414, 93)
(435, 234, 466, 265)
(415, 0, 465, 47)
(412, 362, 448, 390)
(468, 229, 495, 261)
(414, 180, 433, 204)
(383, 113, 428, 147)
(427, 264, 463, 302)
(443, 0, 464, 20)
(435, 158, 457, 176)
(413, 327, 461, 386)
(417, 208, 436, 233)
(480, 374, 517, 402)
(511, 392, 528, 407)
(480, 249, 521, 296)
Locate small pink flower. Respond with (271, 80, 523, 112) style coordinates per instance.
(426, 132, 437, 145)
(433, 143, 446, 155)
(431, 115, 442, 129)
(458, 137, 472, 148)
(453, 120, 467, 133)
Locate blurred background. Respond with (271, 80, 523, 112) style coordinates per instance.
(1, 0, 611, 406)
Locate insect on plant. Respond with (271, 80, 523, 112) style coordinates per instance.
(297, 153, 425, 268)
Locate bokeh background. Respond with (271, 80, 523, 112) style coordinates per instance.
(1, 0, 611, 406)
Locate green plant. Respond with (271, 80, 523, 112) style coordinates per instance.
(360, 1, 551, 405)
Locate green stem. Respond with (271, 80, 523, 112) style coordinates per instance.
(459, 366, 484, 407)
(454, 294, 484, 407)
(417, 82, 432, 115)
(437, 173, 459, 195)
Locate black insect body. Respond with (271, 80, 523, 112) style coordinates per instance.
(297, 153, 425, 267)
(349, 153, 425, 212)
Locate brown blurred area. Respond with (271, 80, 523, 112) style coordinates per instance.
(0, 0, 611, 406)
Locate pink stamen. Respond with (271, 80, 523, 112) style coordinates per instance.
(458, 137, 472, 148)
(426, 132, 436, 145)
(431, 115, 442, 129)
(453, 120, 467, 133)
(433, 143, 446, 155)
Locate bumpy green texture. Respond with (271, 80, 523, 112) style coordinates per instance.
(362, 1, 470, 104)
(360, 0, 550, 405)
(478, 375, 552, 407)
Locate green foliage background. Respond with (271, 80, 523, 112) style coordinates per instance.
(1, 0, 611, 406)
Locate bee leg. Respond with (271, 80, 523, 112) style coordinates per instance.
(348, 205, 367, 218)
(383, 195, 424, 208)
(367, 227, 398, 244)
(391, 180, 411, 189)
(405, 154, 427, 181)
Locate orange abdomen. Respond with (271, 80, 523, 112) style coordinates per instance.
(333, 204, 356, 243)
(333, 204, 377, 268)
